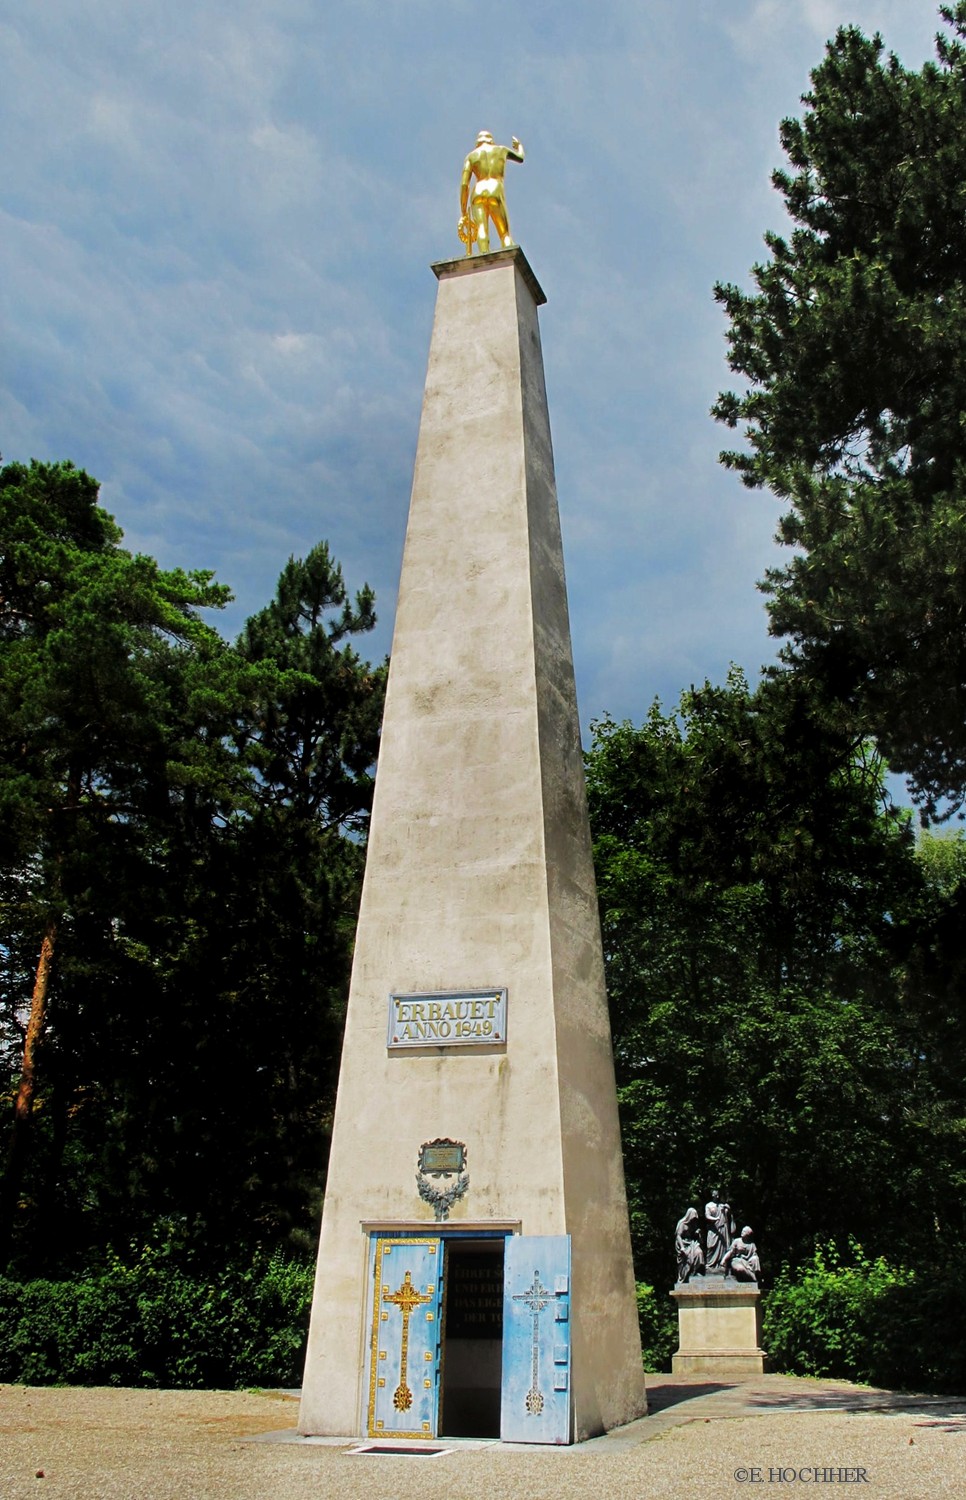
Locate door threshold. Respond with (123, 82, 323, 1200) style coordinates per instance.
(348, 1442, 451, 1457)
(349, 1437, 498, 1455)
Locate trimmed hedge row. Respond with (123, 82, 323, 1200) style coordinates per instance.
(5, 1241, 963, 1394)
(0, 1252, 313, 1388)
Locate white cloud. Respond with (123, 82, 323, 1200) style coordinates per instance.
(0, 0, 949, 725)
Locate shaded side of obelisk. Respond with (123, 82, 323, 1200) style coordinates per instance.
(299, 248, 646, 1441)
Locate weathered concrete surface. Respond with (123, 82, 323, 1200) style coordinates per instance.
(299, 248, 643, 1440)
(672, 1282, 767, 1376)
(2, 1378, 963, 1499)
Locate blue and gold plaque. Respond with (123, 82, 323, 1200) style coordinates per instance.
(387, 988, 507, 1049)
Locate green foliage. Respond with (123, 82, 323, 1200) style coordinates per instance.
(588, 667, 964, 1293)
(765, 1242, 966, 1393)
(237, 542, 383, 832)
(765, 1243, 913, 1384)
(1, 458, 384, 1275)
(713, 4, 966, 817)
(635, 1282, 677, 1372)
(0, 457, 242, 839)
(0, 1244, 313, 1388)
(1, 456, 255, 1264)
(891, 829, 966, 1230)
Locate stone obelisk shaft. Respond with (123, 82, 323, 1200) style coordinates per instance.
(299, 248, 645, 1440)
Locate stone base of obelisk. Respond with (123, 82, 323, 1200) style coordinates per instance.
(671, 1280, 767, 1376)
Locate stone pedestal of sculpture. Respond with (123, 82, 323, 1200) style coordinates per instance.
(671, 1280, 768, 1376)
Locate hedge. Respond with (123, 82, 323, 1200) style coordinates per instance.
(764, 1242, 966, 1394)
(0, 1251, 312, 1388)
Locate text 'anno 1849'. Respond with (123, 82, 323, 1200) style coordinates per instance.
(387, 989, 507, 1049)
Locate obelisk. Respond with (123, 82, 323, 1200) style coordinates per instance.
(299, 244, 646, 1443)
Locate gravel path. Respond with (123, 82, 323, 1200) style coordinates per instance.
(1, 1376, 963, 1500)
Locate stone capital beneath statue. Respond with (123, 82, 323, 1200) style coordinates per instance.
(431, 245, 546, 306)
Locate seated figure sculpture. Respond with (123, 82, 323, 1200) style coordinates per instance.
(675, 1193, 762, 1286)
(674, 1207, 705, 1283)
(459, 131, 525, 255)
(722, 1226, 761, 1283)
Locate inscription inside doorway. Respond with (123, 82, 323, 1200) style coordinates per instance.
(445, 1252, 504, 1339)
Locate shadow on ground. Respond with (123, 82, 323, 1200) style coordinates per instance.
(642, 1373, 966, 1428)
(644, 1382, 737, 1414)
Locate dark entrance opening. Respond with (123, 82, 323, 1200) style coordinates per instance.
(439, 1237, 505, 1437)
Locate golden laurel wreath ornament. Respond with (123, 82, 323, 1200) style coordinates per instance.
(457, 214, 478, 255)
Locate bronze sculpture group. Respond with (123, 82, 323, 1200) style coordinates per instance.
(675, 1191, 761, 1284)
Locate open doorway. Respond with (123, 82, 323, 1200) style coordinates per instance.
(439, 1236, 505, 1437)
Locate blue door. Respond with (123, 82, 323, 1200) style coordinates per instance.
(500, 1234, 572, 1444)
(366, 1236, 443, 1438)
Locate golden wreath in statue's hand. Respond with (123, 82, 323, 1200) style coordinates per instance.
(457, 214, 478, 255)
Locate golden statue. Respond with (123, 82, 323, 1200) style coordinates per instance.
(459, 131, 524, 256)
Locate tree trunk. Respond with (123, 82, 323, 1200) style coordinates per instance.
(0, 913, 58, 1266)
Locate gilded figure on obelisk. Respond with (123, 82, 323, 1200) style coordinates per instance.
(459, 130, 524, 255)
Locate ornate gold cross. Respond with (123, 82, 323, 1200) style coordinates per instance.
(383, 1270, 433, 1413)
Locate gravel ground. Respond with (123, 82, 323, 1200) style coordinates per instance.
(1, 1376, 963, 1500)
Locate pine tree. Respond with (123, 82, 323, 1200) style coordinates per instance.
(713, 4, 966, 817)
(0, 459, 250, 1264)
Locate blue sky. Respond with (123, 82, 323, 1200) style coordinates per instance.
(0, 0, 945, 735)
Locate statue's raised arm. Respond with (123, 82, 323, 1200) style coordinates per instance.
(458, 131, 525, 256)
